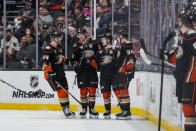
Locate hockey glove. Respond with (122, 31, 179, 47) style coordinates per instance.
(47, 72, 56, 77)
(159, 49, 169, 61)
(125, 71, 134, 81)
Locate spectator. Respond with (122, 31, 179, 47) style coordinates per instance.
(101, 0, 111, 12)
(15, 0, 35, 40)
(67, 26, 78, 58)
(96, 6, 111, 36)
(0, 29, 20, 65)
(85, 25, 91, 38)
(39, 6, 53, 27)
(17, 0, 35, 29)
(113, 0, 128, 32)
(73, 7, 86, 29)
(39, 24, 51, 47)
(0, 17, 14, 32)
(16, 35, 36, 69)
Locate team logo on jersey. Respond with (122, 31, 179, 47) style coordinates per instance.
(84, 50, 94, 58)
(176, 46, 183, 59)
(101, 55, 112, 65)
(30, 75, 39, 89)
(193, 42, 196, 50)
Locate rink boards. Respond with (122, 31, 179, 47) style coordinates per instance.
(0, 71, 181, 131)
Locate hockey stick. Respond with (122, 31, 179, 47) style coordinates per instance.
(0, 78, 42, 97)
(147, 53, 176, 68)
(151, 62, 176, 69)
(158, 31, 176, 131)
(54, 80, 82, 105)
(137, 39, 176, 68)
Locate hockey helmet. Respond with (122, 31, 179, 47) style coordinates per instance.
(100, 33, 112, 41)
(77, 28, 86, 34)
(50, 32, 61, 42)
(118, 30, 128, 39)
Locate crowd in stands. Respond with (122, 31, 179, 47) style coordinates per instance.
(0, 0, 133, 70)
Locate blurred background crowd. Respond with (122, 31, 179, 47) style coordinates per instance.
(0, 0, 183, 72)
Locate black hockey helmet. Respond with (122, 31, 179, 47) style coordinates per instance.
(121, 41, 133, 49)
(50, 32, 61, 42)
(100, 33, 112, 41)
(118, 30, 128, 39)
(77, 28, 86, 34)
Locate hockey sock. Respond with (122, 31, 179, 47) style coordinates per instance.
(80, 88, 88, 108)
(104, 103, 111, 112)
(183, 104, 196, 131)
(60, 102, 69, 108)
(57, 88, 69, 108)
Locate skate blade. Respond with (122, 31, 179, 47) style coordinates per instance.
(80, 115, 87, 119)
(104, 115, 111, 119)
(66, 114, 75, 119)
(89, 114, 99, 119)
(116, 116, 131, 120)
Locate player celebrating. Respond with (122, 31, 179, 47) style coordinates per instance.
(72, 28, 99, 119)
(42, 33, 75, 118)
(96, 34, 117, 119)
(161, 3, 196, 130)
(113, 31, 136, 119)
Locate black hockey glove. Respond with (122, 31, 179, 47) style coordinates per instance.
(159, 49, 169, 61)
(47, 72, 56, 79)
(125, 71, 134, 81)
(64, 58, 76, 66)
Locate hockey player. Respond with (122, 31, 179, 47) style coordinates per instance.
(42, 33, 75, 118)
(161, 4, 196, 130)
(174, 7, 196, 131)
(72, 28, 99, 118)
(113, 31, 136, 119)
(96, 34, 117, 119)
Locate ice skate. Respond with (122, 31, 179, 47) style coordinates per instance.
(89, 108, 99, 119)
(63, 107, 75, 118)
(79, 107, 87, 119)
(116, 110, 131, 120)
(103, 110, 111, 119)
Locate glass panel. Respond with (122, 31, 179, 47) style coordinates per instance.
(113, 0, 129, 37)
(139, 0, 177, 72)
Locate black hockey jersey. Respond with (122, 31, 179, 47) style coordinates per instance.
(42, 44, 66, 79)
(72, 38, 98, 71)
(96, 47, 117, 79)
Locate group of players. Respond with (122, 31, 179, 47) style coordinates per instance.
(41, 27, 139, 120)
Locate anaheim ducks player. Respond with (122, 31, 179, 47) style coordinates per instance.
(171, 6, 196, 131)
(113, 31, 136, 119)
(72, 28, 99, 119)
(96, 34, 117, 119)
(42, 33, 75, 118)
(160, 3, 196, 130)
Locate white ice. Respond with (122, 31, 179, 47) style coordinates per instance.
(0, 110, 165, 131)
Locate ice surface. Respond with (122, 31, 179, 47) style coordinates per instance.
(0, 110, 164, 131)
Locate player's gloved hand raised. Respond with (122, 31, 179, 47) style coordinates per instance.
(159, 49, 169, 61)
(125, 71, 134, 81)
